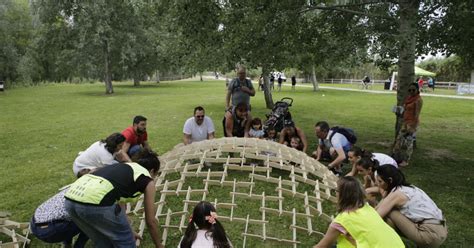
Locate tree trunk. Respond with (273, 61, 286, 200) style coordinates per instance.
(262, 66, 274, 109)
(133, 76, 140, 86)
(104, 40, 114, 94)
(156, 70, 160, 83)
(470, 70, 474, 84)
(200, 72, 203, 81)
(311, 64, 319, 91)
(392, 0, 418, 151)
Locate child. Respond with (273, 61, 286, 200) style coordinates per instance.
(180, 201, 232, 248)
(264, 127, 278, 142)
(314, 176, 404, 248)
(248, 118, 265, 138)
(290, 136, 303, 151)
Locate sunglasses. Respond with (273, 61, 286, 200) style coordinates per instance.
(195, 115, 205, 118)
(408, 89, 416, 92)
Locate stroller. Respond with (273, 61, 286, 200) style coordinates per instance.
(264, 97, 294, 133)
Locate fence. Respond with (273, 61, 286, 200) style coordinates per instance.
(321, 78, 469, 90)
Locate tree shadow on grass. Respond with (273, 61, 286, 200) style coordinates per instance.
(69, 89, 158, 97)
(114, 83, 163, 89)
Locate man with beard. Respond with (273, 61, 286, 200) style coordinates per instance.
(183, 106, 215, 145)
(223, 102, 252, 138)
(121, 115, 151, 161)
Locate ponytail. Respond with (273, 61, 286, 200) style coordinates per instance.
(356, 156, 378, 172)
(180, 221, 198, 248)
(349, 146, 373, 159)
(211, 220, 231, 248)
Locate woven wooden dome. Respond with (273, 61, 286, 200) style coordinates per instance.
(132, 137, 339, 247)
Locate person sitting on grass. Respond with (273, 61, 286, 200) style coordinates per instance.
(179, 201, 232, 248)
(375, 165, 447, 248)
(121, 115, 153, 161)
(73, 133, 129, 178)
(248, 117, 265, 138)
(65, 150, 164, 248)
(223, 102, 252, 138)
(279, 121, 308, 153)
(183, 106, 215, 145)
(314, 176, 404, 248)
(30, 187, 89, 248)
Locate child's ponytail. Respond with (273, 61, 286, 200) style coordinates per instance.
(211, 220, 232, 248)
(180, 217, 198, 248)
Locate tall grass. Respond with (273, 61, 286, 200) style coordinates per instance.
(0, 80, 472, 247)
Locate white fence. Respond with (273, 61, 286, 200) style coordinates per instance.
(321, 78, 470, 90)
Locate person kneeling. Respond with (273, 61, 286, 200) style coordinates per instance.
(375, 165, 447, 247)
(31, 188, 89, 248)
(314, 176, 404, 248)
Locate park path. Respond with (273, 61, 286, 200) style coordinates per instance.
(297, 84, 474, 100)
(203, 76, 474, 100)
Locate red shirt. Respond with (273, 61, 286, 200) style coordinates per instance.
(122, 126, 147, 146)
(418, 79, 424, 89)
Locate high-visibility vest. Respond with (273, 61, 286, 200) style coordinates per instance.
(65, 162, 151, 205)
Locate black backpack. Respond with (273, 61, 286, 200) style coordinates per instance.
(329, 126, 357, 144)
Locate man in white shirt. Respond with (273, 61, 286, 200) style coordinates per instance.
(183, 106, 215, 145)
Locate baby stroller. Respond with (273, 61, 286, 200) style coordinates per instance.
(264, 97, 293, 133)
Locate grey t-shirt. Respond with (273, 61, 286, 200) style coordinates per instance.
(228, 78, 253, 107)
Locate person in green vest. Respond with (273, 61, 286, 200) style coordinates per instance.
(64, 149, 163, 248)
(314, 176, 404, 248)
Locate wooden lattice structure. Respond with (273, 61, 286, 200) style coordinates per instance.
(131, 137, 339, 247)
(0, 213, 30, 248)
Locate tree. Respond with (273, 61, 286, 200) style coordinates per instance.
(297, 7, 370, 91)
(32, 0, 167, 93)
(423, 0, 474, 82)
(0, 0, 34, 85)
(301, 1, 441, 160)
(167, 1, 224, 80)
(220, 0, 306, 109)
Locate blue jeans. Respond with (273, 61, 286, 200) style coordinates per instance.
(65, 200, 136, 248)
(30, 217, 88, 248)
(128, 145, 142, 157)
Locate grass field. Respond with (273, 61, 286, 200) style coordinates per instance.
(0, 79, 473, 247)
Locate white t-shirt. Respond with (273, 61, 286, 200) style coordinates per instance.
(72, 141, 117, 176)
(178, 230, 233, 248)
(178, 230, 214, 247)
(373, 153, 398, 168)
(183, 116, 215, 143)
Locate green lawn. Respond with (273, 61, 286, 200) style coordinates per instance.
(0, 80, 472, 247)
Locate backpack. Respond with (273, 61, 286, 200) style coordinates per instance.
(232, 78, 251, 90)
(329, 126, 357, 144)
